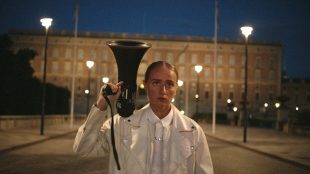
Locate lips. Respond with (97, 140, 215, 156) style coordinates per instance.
(157, 97, 168, 101)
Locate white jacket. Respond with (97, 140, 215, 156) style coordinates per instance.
(73, 104, 214, 174)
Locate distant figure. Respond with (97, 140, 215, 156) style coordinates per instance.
(73, 61, 214, 174)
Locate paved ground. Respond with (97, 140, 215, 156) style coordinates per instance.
(0, 120, 309, 171)
(202, 123, 310, 170)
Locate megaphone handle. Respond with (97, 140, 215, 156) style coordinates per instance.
(102, 84, 117, 96)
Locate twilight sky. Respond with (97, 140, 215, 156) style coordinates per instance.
(1, 0, 309, 79)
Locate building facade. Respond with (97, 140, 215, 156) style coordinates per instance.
(9, 30, 282, 116)
(282, 78, 310, 112)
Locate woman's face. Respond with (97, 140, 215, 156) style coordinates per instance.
(144, 65, 178, 109)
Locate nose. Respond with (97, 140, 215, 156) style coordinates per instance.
(159, 83, 167, 93)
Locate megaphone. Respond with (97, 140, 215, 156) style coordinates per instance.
(106, 40, 151, 117)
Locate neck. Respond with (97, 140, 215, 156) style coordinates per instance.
(150, 104, 171, 119)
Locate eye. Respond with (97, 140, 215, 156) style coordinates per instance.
(152, 80, 161, 87)
(166, 81, 175, 88)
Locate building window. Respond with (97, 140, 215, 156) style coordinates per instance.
(40, 60, 44, 72)
(41, 48, 45, 57)
(204, 54, 211, 65)
(229, 68, 235, 80)
(179, 66, 185, 78)
(205, 91, 209, 99)
(191, 54, 198, 64)
(154, 52, 161, 61)
(269, 57, 274, 68)
(255, 56, 261, 68)
(229, 55, 235, 66)
(101, 51, 108, 61)
(255, 70, 261, 81)
(241, 69, 245, 79)
(217, 68, 223, 79)
(64, 61, 71, 74)
(91, 50, 97, 59)
(101, 63, 108, 76)
(255, 93, 260, 101)
(229, 92, 234, 99)
(78, 49, 84, 59)
(166, 52, 174, 63)
(179, 53, 186, 64)
(52, 61, 59, 73)
(52, 48, 59, 58)
(241, 55, 245, 67)
(217, 55, 223, 66)
(77, 62, 83, 75)
(217, 92, 222, 100)
(65, 48, 72, 59)
(204, 68, 210, 79)
(191, 67, 196, 78)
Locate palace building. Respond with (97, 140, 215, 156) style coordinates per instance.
(9, 30, 282, 116)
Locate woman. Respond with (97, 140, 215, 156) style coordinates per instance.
(73, 61, 214, 174)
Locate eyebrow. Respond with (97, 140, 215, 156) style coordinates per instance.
(150, 79, 162, 82)
(150, 79, 175, 84)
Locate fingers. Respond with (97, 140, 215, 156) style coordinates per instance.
(96, 81, 123, 111)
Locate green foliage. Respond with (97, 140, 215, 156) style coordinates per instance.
(0, 34, 70, 115)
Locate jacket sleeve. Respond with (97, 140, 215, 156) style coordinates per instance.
(73, 104, 110, 157)
(195, 126, 214, 174)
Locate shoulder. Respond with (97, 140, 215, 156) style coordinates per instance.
(172, 106, 204, 132)
(104, 105, 149, 128)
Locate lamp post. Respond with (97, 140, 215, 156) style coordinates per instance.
(194, 65, 203, 115)
(85, 60, 94, 115)
(240, 26, 253, 143)
(40, 17, 52, 135)
(177, 80, 184, 109)
(275, 102, 281, 130)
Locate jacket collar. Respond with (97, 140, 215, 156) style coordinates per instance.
(125, 104, 196, 131)
(122, 104, 197, 173)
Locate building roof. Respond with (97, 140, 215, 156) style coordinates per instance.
(8, 29, 281, 47)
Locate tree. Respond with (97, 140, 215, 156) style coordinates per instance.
(0, 34, 70, 115)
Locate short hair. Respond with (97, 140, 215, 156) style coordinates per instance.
(144, 61, 178, 82)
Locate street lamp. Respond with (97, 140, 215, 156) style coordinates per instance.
(85, 60, 94, 115)
(240, 25, 253, 143)
(40, 17, 52, 135)
(177, 80, 184, 88)
(194, 65, 203, 115)
(102, 77, 109, 84)
(227, 98, 232, 104)
(233, 107, 238, 112)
